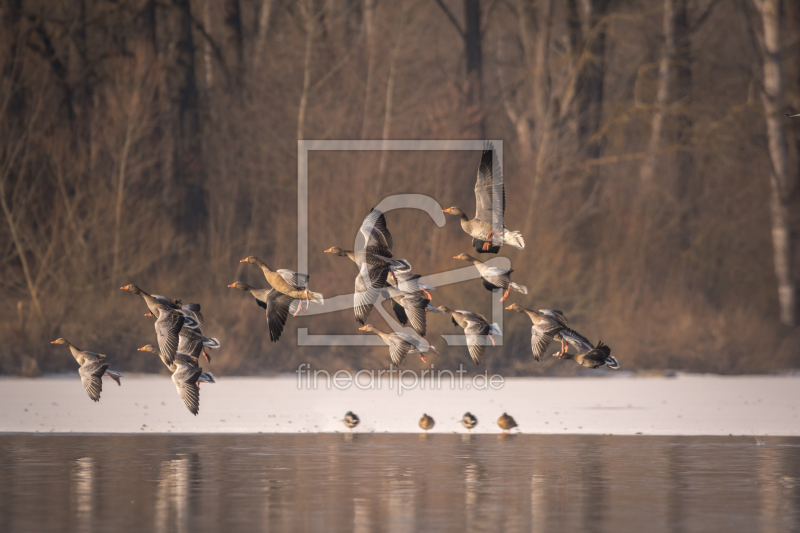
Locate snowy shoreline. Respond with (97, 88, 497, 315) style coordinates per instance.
(1, 374, 798, 436)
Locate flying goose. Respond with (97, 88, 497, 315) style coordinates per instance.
(120, 284, 201, 329)
(453, 253, 527, 301)
(358, 324, 438, 365)
(325, 209, 412, 325)
(442, 143, 524, 253)
(239, 257, 323, 316)
(138, 345, 214, 415)
(435, 305, 501, 365)
(505, 304, 592, 361)
(228, 281, 299, 342)
(50, 339, 122, 402)
(556, 341, 619, 369)
(381, 285, 441, 337)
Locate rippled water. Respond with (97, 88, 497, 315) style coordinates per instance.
(0, 434, 798, 532)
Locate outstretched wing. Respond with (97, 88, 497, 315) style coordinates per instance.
(172, 363, 202, 415)
(390, 298, 409, 326)
(277, 269, 309, 290)
(354, 263, 388, 325)
(540, 309, 568, 328)
(178, 328, 204, 358)
(155, 308, 184, 367)
(559, 328, 594, 353)
(473, 143, 505, 228)
(531, 322, 560, 362)
(79, 360, 109, 402)
(401, 295, 430, 337)
(387, 336, 413, 366)
(265, 288, 294, 342)
(360, 209, 393, 257)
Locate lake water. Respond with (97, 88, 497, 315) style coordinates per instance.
(0, 434, 798, 532)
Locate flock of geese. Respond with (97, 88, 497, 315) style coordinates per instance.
(50, 143, 618, 421)
(342, 411, 518, 434)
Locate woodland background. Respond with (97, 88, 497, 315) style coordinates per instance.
(3, 0, 800, 376)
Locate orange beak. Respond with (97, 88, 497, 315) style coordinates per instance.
(453, 256, 460, 259)
(324, 248, 333, 253)
(505, 305, 513, 310)
(239, 258, 247, 263)
(442, 208, 451, 213)
(358, 326, 367, 330)
(144, 312, 153, 317)
(120, 285, 129, 290)
(227, 283, 236, 287)
(50, 340, 58, 344)
(137, 346, 146, 351)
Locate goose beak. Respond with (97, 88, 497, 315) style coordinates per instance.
(358, 326, 367, 330)
(120, 285, 129, 290)
(50, 340, 58, 344)
(505, 305, 513, 309)
(239, 258, 247, 263)
(442, 208, 451, 213)
(144, 312, 153, 317)
(453, 255, 460, 259)
(137, 347, 146, 351)
(324, 248, 332, 253)
(227, 283, 236, 288)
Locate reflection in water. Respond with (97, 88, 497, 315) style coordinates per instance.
(0, 434, 798, 532)
(72, 457, 94, 532)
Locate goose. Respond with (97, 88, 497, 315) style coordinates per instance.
(453, 253, 527, 301)
(343, 411, 360, 430)
(228, 281, 298, 342)
(381, 286, 440, 337)
(419, 413, 435, 432)
(138, 345, 214, 415)
(325, 210, 411, 324)
(556, 341, 619, 369)
(239, 257, 323, 316)
(497, 412, 517, 433)
(435, 305, 501, 365)
(386, 271, 434, 300)
(120, 284, 201, 329)
(442, 143, 524, 253)
(358, 324, 438, 365)
(461, 412, 478, 432)
(50, 339, 122, 402)
(505, 304, 592, 361)
(144, 309, 219, 361)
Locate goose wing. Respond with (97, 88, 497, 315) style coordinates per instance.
(539, 309, 568, 327)
(390, 298, 409, 326)
(277, 269, 309, 290)
(79, 360, 109, 402)
(401, 294, 430, 337)
(463, 319, 491, 365)
(265, 288, 294, 342)
(360, 208, 393, 257)
(354, 263, 388, 325)
(178, 328, 204, 358)
(172, 363, 202, 415)
(387, 335, 413, 366)
(531, 322, 561, 362)
(155, 308, 184, 367)
(473, 143, 505, 226)
(558, 327, 594, 353)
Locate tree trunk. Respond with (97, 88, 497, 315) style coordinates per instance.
(463, 0, 484, 136)
(758, 0, 796, 325)
(360, 0, 377, 139)
(172, 0, 208, 237)
(225, 0, 244, 88)
(253, 0, 276, 71)
(297, 1, 315, 141)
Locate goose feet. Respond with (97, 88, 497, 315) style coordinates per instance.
(482, 231, 495, 251)
(419, 354, 428, 363)
(422, 289, 433, 300)
(488, 334, 496, 347)
(500, 286, 511, 301)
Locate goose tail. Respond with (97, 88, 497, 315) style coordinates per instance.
(201, 336, 221, 349)
(390, 258, 413, 273)
(509, 281, 528, 295)
(605, 356, 620, 369)
(307, 291, 325, 305)
(199, 372, 216, 383)
(105, 369, 123, 386)
(489, 323, 503, 336)
(503, 229, 525, 250)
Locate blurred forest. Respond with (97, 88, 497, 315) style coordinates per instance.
(3, 0, 800, 377)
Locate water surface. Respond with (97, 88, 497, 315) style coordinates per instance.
(0, 434, 798, 532)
